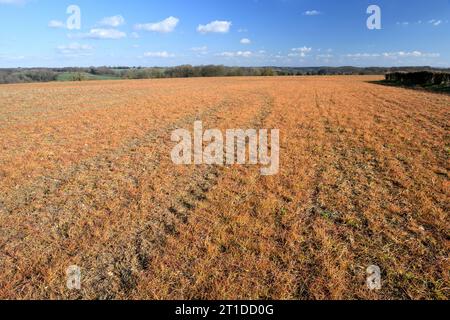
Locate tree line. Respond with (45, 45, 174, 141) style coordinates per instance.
(0, 69, 59, 84)
(1, 65, 449, 84)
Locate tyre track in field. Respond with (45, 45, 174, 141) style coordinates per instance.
(345, 87, 449, 216)
(285, 86, 385, 298)
(0, 99, 227, 216)
(0, 97, 232, 298)
(365, 89, 448, 137)
(302, 88, 403, 298)
(126, 90, 275, 299)
(0, 89, 271, 299)
(152, 85, 354, 299)
(342, 87, 449, 299)
(132, 90, 275, 299)
(287, 89, 353, 298)
(295, 84, 449, 299)
(82, 89, 273, 299)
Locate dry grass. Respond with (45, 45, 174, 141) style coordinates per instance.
(0, 76, 448, 300)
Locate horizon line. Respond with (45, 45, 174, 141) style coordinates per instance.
(2, 65, 450, 69)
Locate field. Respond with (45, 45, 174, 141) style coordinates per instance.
(0, 76, 448, 300)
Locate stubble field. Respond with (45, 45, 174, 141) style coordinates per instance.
(0, 76, 448, 300)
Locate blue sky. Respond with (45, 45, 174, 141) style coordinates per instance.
(0, 0, 449, 67)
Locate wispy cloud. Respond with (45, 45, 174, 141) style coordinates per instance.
(428, 19, 442, 26)
(217, 51, 252, 58)
(191, 46, 208, 52)
(303, 10, 322, 16)
(191, 46, 208, 56)
(0, 0, 28, 6)
(240, 38, 251, 45)
(191, 46, 207, 51)
(346, 53, 381, 58)
(57, 43, 93, 57)
(346, 51, 440, 59)
(135, 16, 179, 33)
(69, 29, 127, 40)
(383, 51, 440, 58)
(0, 54, 26, 60)
(99, 15, 125, 27)
(316, 54, 333, 58)
(143, 51, 175, 58)
(197, 20, 232, 34)
(397, 19, 446, 27)
(48, 20, 65, 29)
(289, 47, 312, 57)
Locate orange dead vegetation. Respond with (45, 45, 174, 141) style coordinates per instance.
(0, 76, 448, 299)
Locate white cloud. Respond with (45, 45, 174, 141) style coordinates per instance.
(70, 28, 127, 40)
(292, 47, 312, 53)
(428, 19, 443, 26)
(304, 10, 322, 16)
(191, 46, 208, 56)
(130, 32, 140, 39)
(57, 43, 93, 57)
(397, 19, 444, 27)
(346, 53, 380, 58)
(346, 51, 440, 59)
(382, 51, 440, 58)
(0, 0, 28, 5)
(317, 54, 333, 58)
(290, 46, 312, 57)
(217, 51, 252, 58)
(316, 54, 333, 63)
(191, 46, 208, 52)
(99, 15, 125, 27)
(197, 20, 232, 34)
(433, 20, 442, 26)
(240, 38, 251, 44)
(0, 54, 25, 60)
(48, 20, 65, 29)
(135, 16, 179, 33)
(144, 51, 174, 58)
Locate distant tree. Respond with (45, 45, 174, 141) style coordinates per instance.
(72, 72, 86, 81)
(261, 68, 275, 76)
(89, 67, 116, 76)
